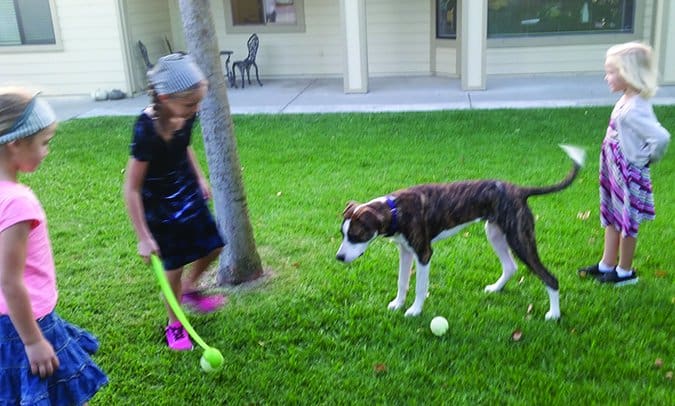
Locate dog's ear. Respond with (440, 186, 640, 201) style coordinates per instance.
(343, 201, 359, 219)
(354, 206, 385, 231)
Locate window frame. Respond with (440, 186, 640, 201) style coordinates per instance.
(0, 0, 62, 52)
(223, 0, 306, 34)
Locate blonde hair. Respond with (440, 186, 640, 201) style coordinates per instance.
(0, 87, 33, 135)
(605, 42, 658, 99)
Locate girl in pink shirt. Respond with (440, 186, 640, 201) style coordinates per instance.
(0, 87, 107, 405)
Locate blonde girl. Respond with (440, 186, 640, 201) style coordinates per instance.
(578, 42, 670, 285)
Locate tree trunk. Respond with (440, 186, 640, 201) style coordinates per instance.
(178, 0, 263, 284)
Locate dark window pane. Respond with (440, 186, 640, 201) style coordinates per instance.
(437, 0, 457, 39)
(232, 0, 263, 25)
(0, 0, 55, 46)
(231, 0, 297, 26)
(18, 0, 55, 44)
(488, 0, 634, 38)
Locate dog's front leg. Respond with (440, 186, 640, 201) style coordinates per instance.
(388, 246, 414, 311)
(404, 260, 429, 317)
(484, 222, 517, 293)
(545, 286, 561, 320)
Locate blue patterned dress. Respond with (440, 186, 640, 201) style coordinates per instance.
(130, 111, 225, 270)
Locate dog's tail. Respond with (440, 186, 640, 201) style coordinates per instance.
(522, 144, 586, 198)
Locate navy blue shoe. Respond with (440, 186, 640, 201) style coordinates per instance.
(577, 264, 609, 279)
(599, 270, 638, 286)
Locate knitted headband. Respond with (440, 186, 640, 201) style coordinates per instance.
(148, 53, 206, 95)
(0, 94, 56, 145)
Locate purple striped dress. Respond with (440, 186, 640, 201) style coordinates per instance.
(599, 113, 655, 238)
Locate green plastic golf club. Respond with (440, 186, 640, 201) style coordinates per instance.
(150, 254, 223, 367)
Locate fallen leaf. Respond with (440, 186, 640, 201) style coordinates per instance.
(654, 358, 664, 369)
(654, 270, 667, 278)
(511, 329, 523, 341)
(373, 363, 387, 376)
(665, 371, 673, 380)
(527, 304, 533, 314)
(576, 210, 591, 220)
(291, 262, 300, 268)
(276, 191, 282, 196)
(518, 276, 525, 285)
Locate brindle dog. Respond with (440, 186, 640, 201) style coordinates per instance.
(336, 145, 585, 320)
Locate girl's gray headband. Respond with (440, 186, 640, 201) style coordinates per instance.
(148, 53, 206, 95)
(0, 95, 56, 145)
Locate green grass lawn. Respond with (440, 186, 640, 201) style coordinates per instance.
(23, 107, 673, 404)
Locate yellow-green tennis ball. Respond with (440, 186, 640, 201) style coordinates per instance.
(200, 355, 216, 372)
(430, 316, 449, 336)
(203, 347, 224, 369)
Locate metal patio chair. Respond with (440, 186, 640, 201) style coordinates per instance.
(231, 33, 263, 88)
(137, 40, 153, 69)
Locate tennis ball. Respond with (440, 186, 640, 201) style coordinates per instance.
(202, 347, 224, 370)
(200, 355, 217, 372)
(430, 316, 449, 336)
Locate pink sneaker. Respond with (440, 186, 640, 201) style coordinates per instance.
(165, 321, 193, 351)
(181, 290, 226, 313)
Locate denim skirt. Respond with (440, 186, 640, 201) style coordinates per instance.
(0, 312, 108, 405)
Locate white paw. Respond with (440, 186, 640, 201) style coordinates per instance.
(545, 310, 561, 320)
(484, 283, 501, 293)
(388, 299, 404, 311)
(404, 305, 422, 317)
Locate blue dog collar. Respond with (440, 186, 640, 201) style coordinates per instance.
(385, 196, 398, 236)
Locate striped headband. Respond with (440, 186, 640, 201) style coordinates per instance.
(148, 53, 206, 95)
(0, 94, 56, 145)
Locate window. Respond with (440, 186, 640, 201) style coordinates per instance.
(226, 0, 305, 33)
(0, 0, 56, 46)
(436, 0, 457, 39)
(487, 0, 635, 38)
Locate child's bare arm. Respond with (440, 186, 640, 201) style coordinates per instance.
(187, 146, 212, 200)
(0, 221, 59, 377)
(123, 157, 158, 260)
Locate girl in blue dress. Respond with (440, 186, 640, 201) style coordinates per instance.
(123, 54, 226, 351)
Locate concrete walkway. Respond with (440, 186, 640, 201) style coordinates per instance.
(46, 74, 675, 122)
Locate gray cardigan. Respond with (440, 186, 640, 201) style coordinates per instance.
(614, 96, 671, 166)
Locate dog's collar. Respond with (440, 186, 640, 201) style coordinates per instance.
(385, 196, 398, 236)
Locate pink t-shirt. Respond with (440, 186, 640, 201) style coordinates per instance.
(0, 181, 57, 319)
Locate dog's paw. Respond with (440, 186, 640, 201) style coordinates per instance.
(404, 306, 422, 317)
(387, 299, 404, 311)
(545, 310, 561, 321)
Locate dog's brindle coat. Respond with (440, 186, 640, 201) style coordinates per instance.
(336, 147, 584, 320)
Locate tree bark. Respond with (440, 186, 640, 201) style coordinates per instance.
(178, 0, 263, 284)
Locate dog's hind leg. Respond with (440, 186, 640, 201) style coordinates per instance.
(388, 245, 414, 312)
(503, 218, 561, 320)
(484, 221, 517, 293)
(405, 259, 429, 317)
